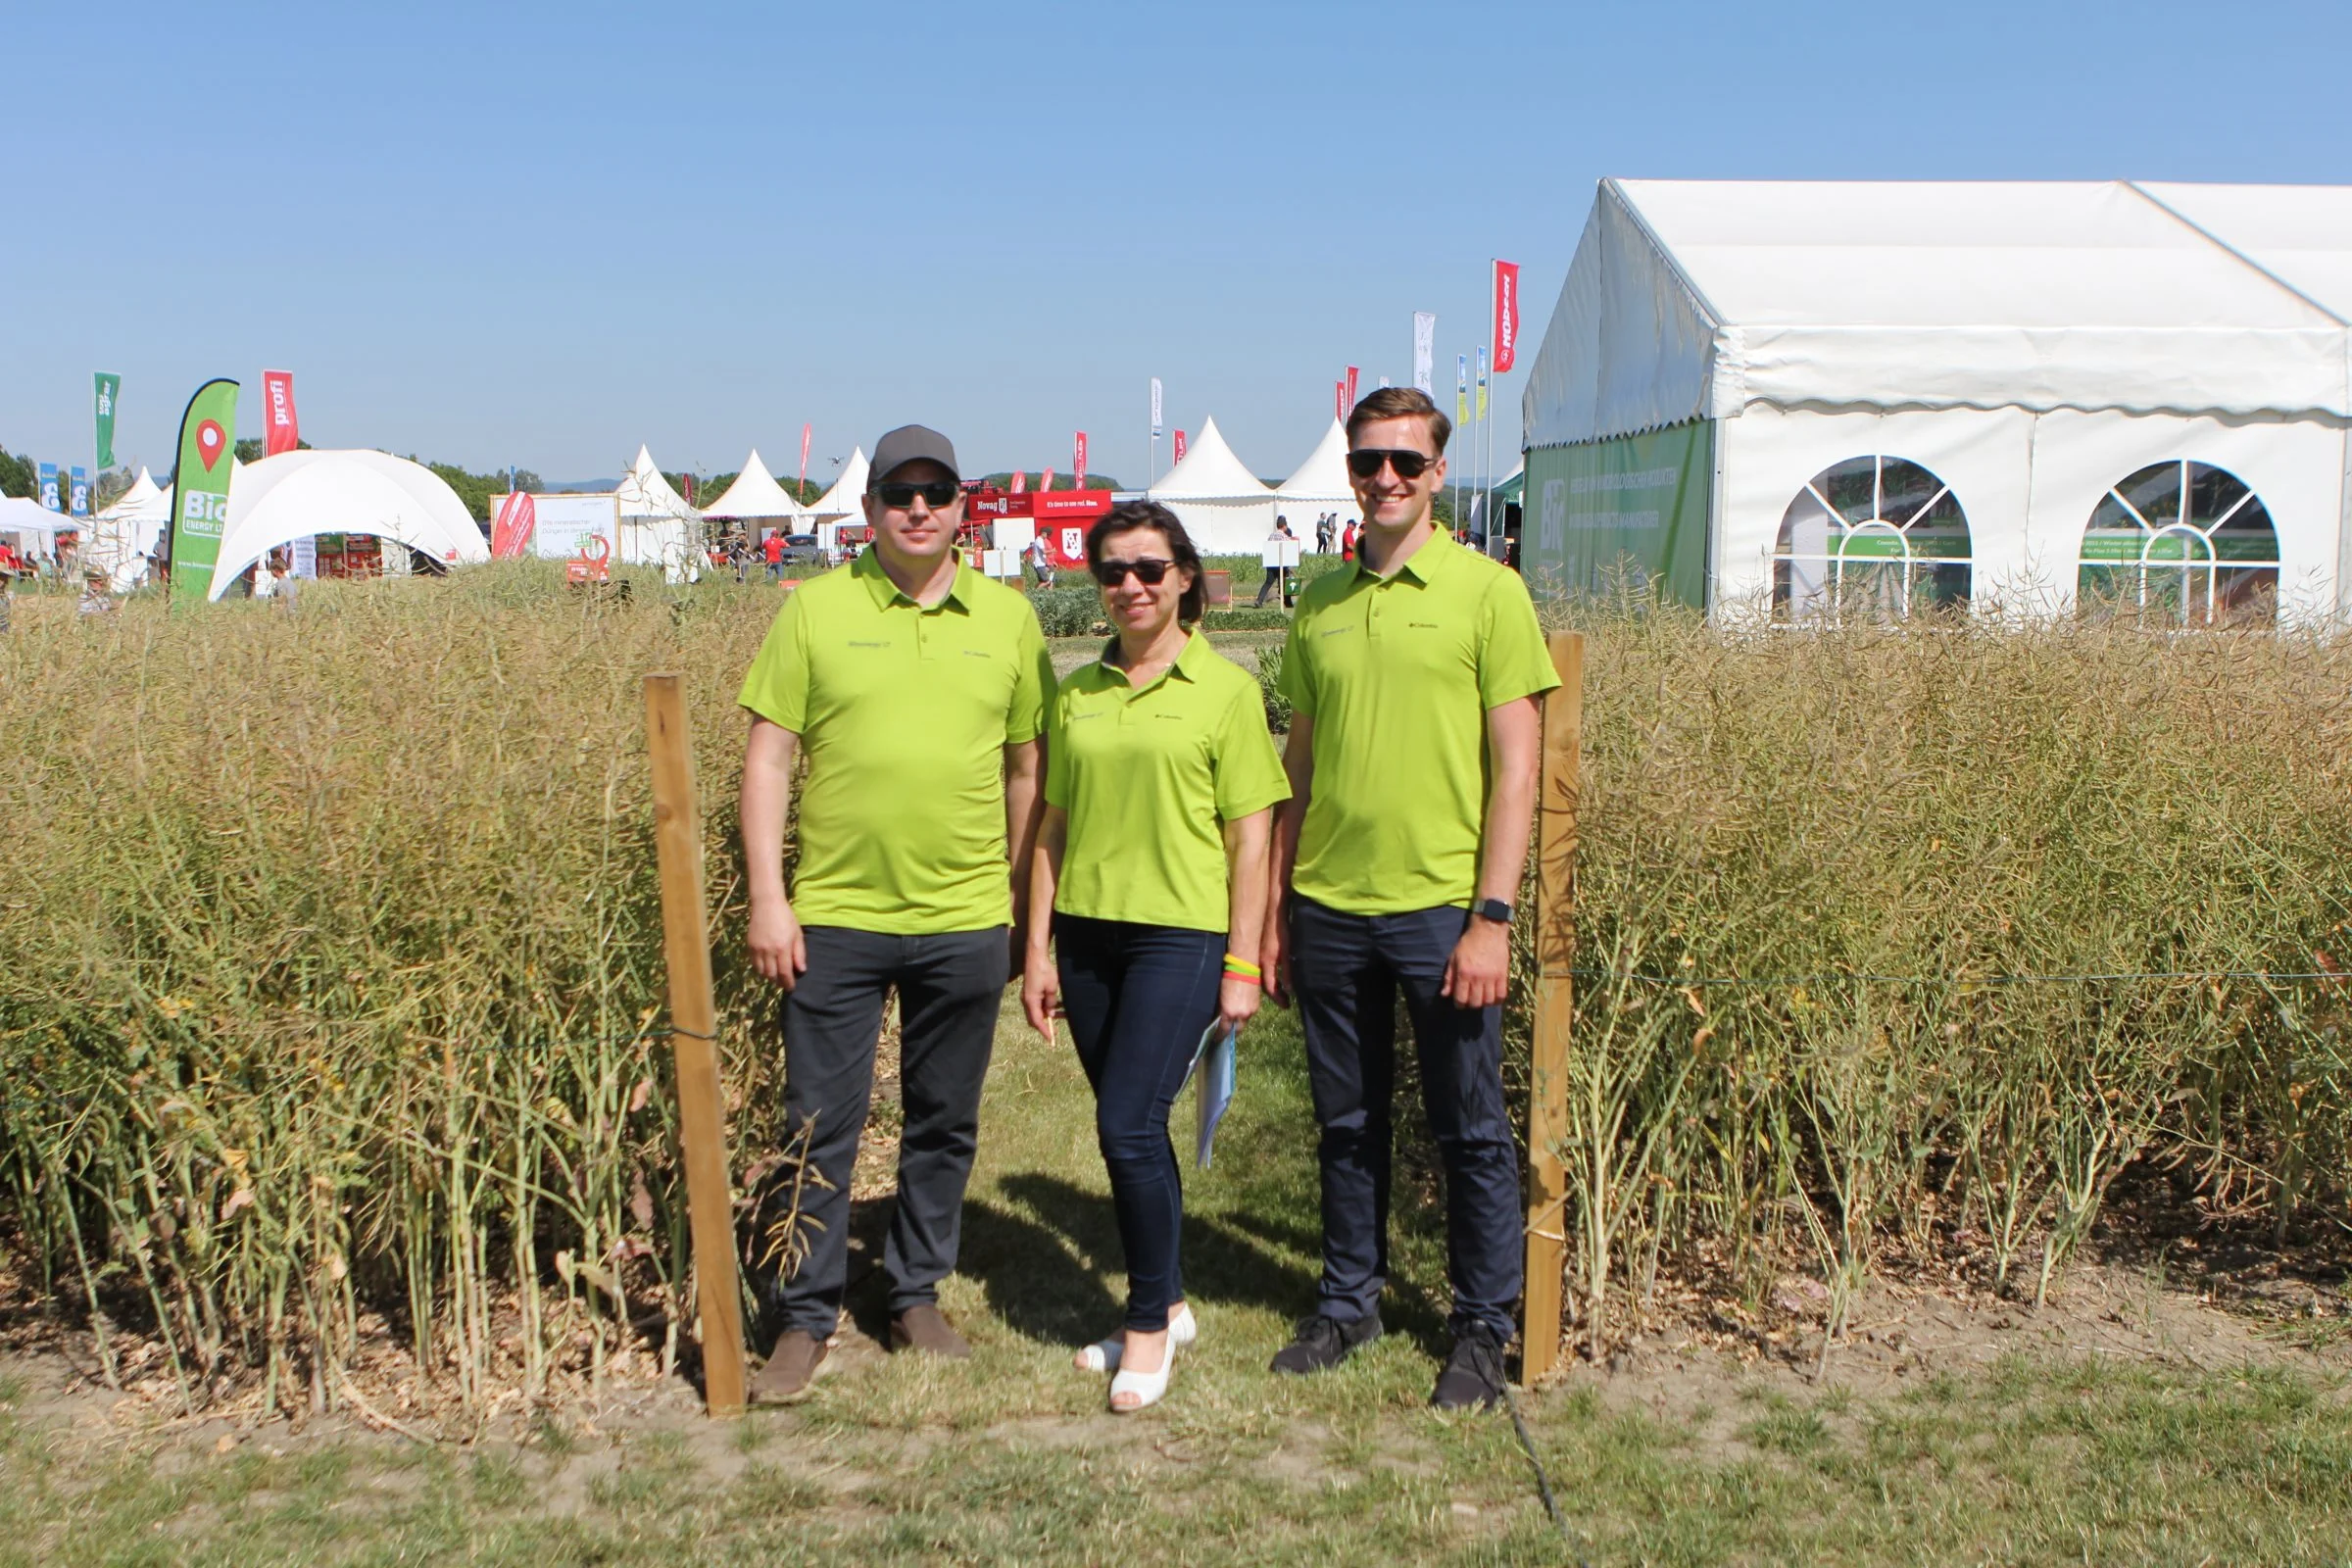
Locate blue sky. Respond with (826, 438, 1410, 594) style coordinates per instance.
(8, 0, 2352, 488)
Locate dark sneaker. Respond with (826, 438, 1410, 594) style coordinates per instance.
(1268, 1311, 1382, 1376)
(1430, 1324, 1506, 1411)
(889, 1304, 971, 1359)
(748, 1329, 827, 1404)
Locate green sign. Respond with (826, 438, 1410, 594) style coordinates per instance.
(168, 378, 239, 607)
(93, 372, 121, 470)
(1522, 420, 1713, 608)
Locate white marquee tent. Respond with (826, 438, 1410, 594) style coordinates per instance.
(85, 467, 171, 589)
(0, 496, 63, 560)
(207, 451, 489, 600)
(1274, 418, 1363, 537)
(701, 449, 808, 532)
(614, 445, 703, 583)
(807, 447, 869, 522)
(1146, 417, 1279, 553)
(1521, 178, 2352, 627)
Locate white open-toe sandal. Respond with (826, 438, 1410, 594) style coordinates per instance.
(1075, 1302, 1197, 1374)
(1108, 1334, 1175, 1413)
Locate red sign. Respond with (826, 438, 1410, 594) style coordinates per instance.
(1172, 430, 1186, 464)
(1493, 260, 1521, 374)
(262, 369, 300, 455)
(1346, 365, 1358, 413)
(1043, 523, 1089, 569)
(1040, 466, 1054, 493)
(491, 490, 536, 559)
(1034, 490, 1113, 521)
(1009, 469, 1026, 493)
(1073, 432, 1088, 490)
(1335, 380, 1347, 420)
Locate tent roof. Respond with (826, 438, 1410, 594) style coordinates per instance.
(615, 445, 700, 519)
(808, 447, 869, 518)
(207, 450, 490, 601)
(1275, 418, 1356, 505)
(701, 449, 807, 519)
(96, 466, 166, 520)
(1525, 178, 2352, 448)
(1147, 416, 1274, 500)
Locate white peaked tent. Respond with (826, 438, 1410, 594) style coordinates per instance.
(86, 466, 172, 589)
(807, 446, 870, 522)
(701, 449, 808, 530)
(1146, 416, 1279, 553)
(1275, 418, 1362, 537)
(614, 446, 703, 583)
(1522, 178, 2352, 627)
(207, 451, 490, 601)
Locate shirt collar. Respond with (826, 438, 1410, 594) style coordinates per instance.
(1096, 627, 1208, 691)
(856, 546, 973, 612)
(1354, 523, 1456, 587)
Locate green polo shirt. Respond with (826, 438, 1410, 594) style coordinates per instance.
(1276, 526, 1557, 916)
(738, 551, 1052, 933)
(1046, 631, 1291, 932)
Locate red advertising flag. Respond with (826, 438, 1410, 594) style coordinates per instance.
(1335, 380, 1347, 421)
(798, 421, 812, 488)
(1009, 469, 1027, 494)
(490, 490, 536, 560)
(1073, 432, 1088, 489)
(1040, 466, 1055, 494)
(1346, 365, 1359, 414)
(1492, 260, 1522, 374)
(262, 368, 300, 455)
(1172, 430, 1186, 464)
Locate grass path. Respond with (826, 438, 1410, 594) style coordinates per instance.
(4, 1004, 2352, 1563)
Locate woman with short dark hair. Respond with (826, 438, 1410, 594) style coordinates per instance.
(1022, 501, 1288, 1412)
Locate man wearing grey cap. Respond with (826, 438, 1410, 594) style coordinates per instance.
(737, 424, 1054, 1400)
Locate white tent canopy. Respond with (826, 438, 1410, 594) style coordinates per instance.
(808, 446, 869, 521)
(0, 495, 62, 558)
(1146, 416, 1279, 553)
(207, 451, 490, 601)
(1274, 418, 1362, 533)
(1519, 178, 2352, 626)
(701, 448, 808, 524)
(613, 445, 703, 582)
(84, 466, 171, 589)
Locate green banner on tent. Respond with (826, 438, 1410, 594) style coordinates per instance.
(93, 373, 122, 470)
(168, 378, 239, 606)
(1522, 420, 1713, 608)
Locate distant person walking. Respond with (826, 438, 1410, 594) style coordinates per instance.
(1253, 516, 1297, 608)
(1339, 519, 1358, 564)
(1261, 386, 1557, 1412)
(1023, 500, 1288, 1413)
(1314, 514, 1335, 555)
(738, 424, 1054, 1403)
(762, 529, 785, 582)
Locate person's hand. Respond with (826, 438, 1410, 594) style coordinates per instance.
(1442, 917, 1511, 1009)
(1260, 910, 1293, 1008)
(1022, 955, 1061, 1039)
(748, 897, 808, 990)
(1217, 973, 1260, 1034)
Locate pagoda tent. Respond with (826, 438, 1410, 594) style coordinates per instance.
(702, 449, 808, 536)
(206, 450, 490, 601)
(615, 445, 704, 583)
(806, 446, 870, 550)
(85, 466, 172, 589)
(1145, 416, 1279, 553)
(1274, 418, 1362, 543)
(1521, 177, 2352, 628)
(0, 496, 62, 562)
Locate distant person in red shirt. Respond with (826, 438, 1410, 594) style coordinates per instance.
(763, 530, 786, 582)
(1340, 521, 1358, 564)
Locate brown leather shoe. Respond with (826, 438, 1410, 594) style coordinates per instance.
(747, 1329, 827, 1403)
(889, 1304, 971, 1359)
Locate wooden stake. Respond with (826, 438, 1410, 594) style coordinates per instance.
(643, 673, 747, 1416)
(1521, 632, 1585, 1386)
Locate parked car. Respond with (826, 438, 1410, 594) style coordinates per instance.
(778, 533, 827, 565)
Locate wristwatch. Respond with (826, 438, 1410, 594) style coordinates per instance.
(1473, 898, 1514, 925)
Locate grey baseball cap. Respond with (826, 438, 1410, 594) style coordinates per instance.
(868, 424, 960, 486)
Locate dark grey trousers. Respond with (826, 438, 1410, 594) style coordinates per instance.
(774, 925, 1009, 1336)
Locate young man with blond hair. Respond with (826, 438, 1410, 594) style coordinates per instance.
(1262, 385, 1557, 1410)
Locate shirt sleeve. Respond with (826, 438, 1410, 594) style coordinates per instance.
(1476, 569, 1562, 710)
(736, 591, 810, 731)
(1212, 677, 1294, 821)
(1006, 609, 1052, 745)
(1273, 612, 1314, 719)
(1043, 683, 1072, 809)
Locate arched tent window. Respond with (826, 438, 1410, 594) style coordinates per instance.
(1773, 456, 1971, 623)
(2077, 461, 2278, 629)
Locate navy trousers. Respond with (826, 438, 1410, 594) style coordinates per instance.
(1054, 913, 1224, 1332)
(1288, 897, 1522, 1340)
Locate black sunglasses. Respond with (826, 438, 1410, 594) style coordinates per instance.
(1089, 557, 1177, 587)
(1347, 448, 1436, 480)
(873, 480, 961, 510)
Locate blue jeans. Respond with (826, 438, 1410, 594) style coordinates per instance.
(1054, 913, 1224, 1332)
(1288, 897, 1521, 1340)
